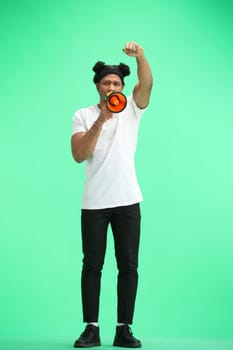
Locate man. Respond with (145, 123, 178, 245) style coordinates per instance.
(71, 41, 153, 348)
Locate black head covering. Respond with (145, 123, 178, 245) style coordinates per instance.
(92, 61, 130, 85)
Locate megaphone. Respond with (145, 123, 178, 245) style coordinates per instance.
(105, 91, 127, 113)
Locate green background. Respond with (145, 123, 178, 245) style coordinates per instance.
(1, 0, 233, 348)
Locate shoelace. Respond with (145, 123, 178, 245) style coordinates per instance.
(125, 325, 133, 336)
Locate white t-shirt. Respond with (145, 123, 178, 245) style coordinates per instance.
(72, 94, 146, 209)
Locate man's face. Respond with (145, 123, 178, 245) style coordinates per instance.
(96, 74, 123, 100)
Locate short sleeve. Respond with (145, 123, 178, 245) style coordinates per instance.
(72, 109, 87, 135)
(127, 94, 147, 121)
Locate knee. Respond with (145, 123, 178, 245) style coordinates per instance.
(82, 253, 104, 273)
(116, 253, 138, 273)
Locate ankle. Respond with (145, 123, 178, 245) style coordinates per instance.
(87, 322, 99, 328)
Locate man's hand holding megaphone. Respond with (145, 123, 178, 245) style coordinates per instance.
(98, 103, 113, 124)
(98, 91, 127, 125)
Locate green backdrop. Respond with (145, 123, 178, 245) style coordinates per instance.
(1, 0, 233, 344)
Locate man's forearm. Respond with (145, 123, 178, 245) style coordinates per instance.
(136, 53, 153, 90)
(133, 49, 153, 108)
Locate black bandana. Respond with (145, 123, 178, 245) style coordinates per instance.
(92, 61, 130, 85)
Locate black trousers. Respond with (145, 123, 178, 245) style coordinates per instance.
(81, 203, 141, 324)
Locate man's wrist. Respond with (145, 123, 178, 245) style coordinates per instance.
(136, 51, 145, 61)
(96, 116, 105, 126)
(89, 118, 104, 136)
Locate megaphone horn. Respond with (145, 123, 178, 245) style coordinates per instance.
(105, 92, 127, 113)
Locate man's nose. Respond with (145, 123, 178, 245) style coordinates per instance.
(109, 84, 115, 91)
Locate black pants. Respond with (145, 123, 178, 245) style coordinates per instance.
(81, 203, 141, 324)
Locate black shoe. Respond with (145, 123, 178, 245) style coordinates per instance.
(74, 324, 101, 348)
(113, 325, 141, 348)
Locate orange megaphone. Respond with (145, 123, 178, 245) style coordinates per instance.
(105, 91, 127, 113)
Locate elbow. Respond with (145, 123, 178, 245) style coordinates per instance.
(72, 151, 86, 163)
(73, 149, 93, 163)
(147, 78, 153, 92)
(74, 158, 84, 164)
(71, 144, 85, 163)
(73, 154, 85, 163)
(71, 142, 93, 163)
